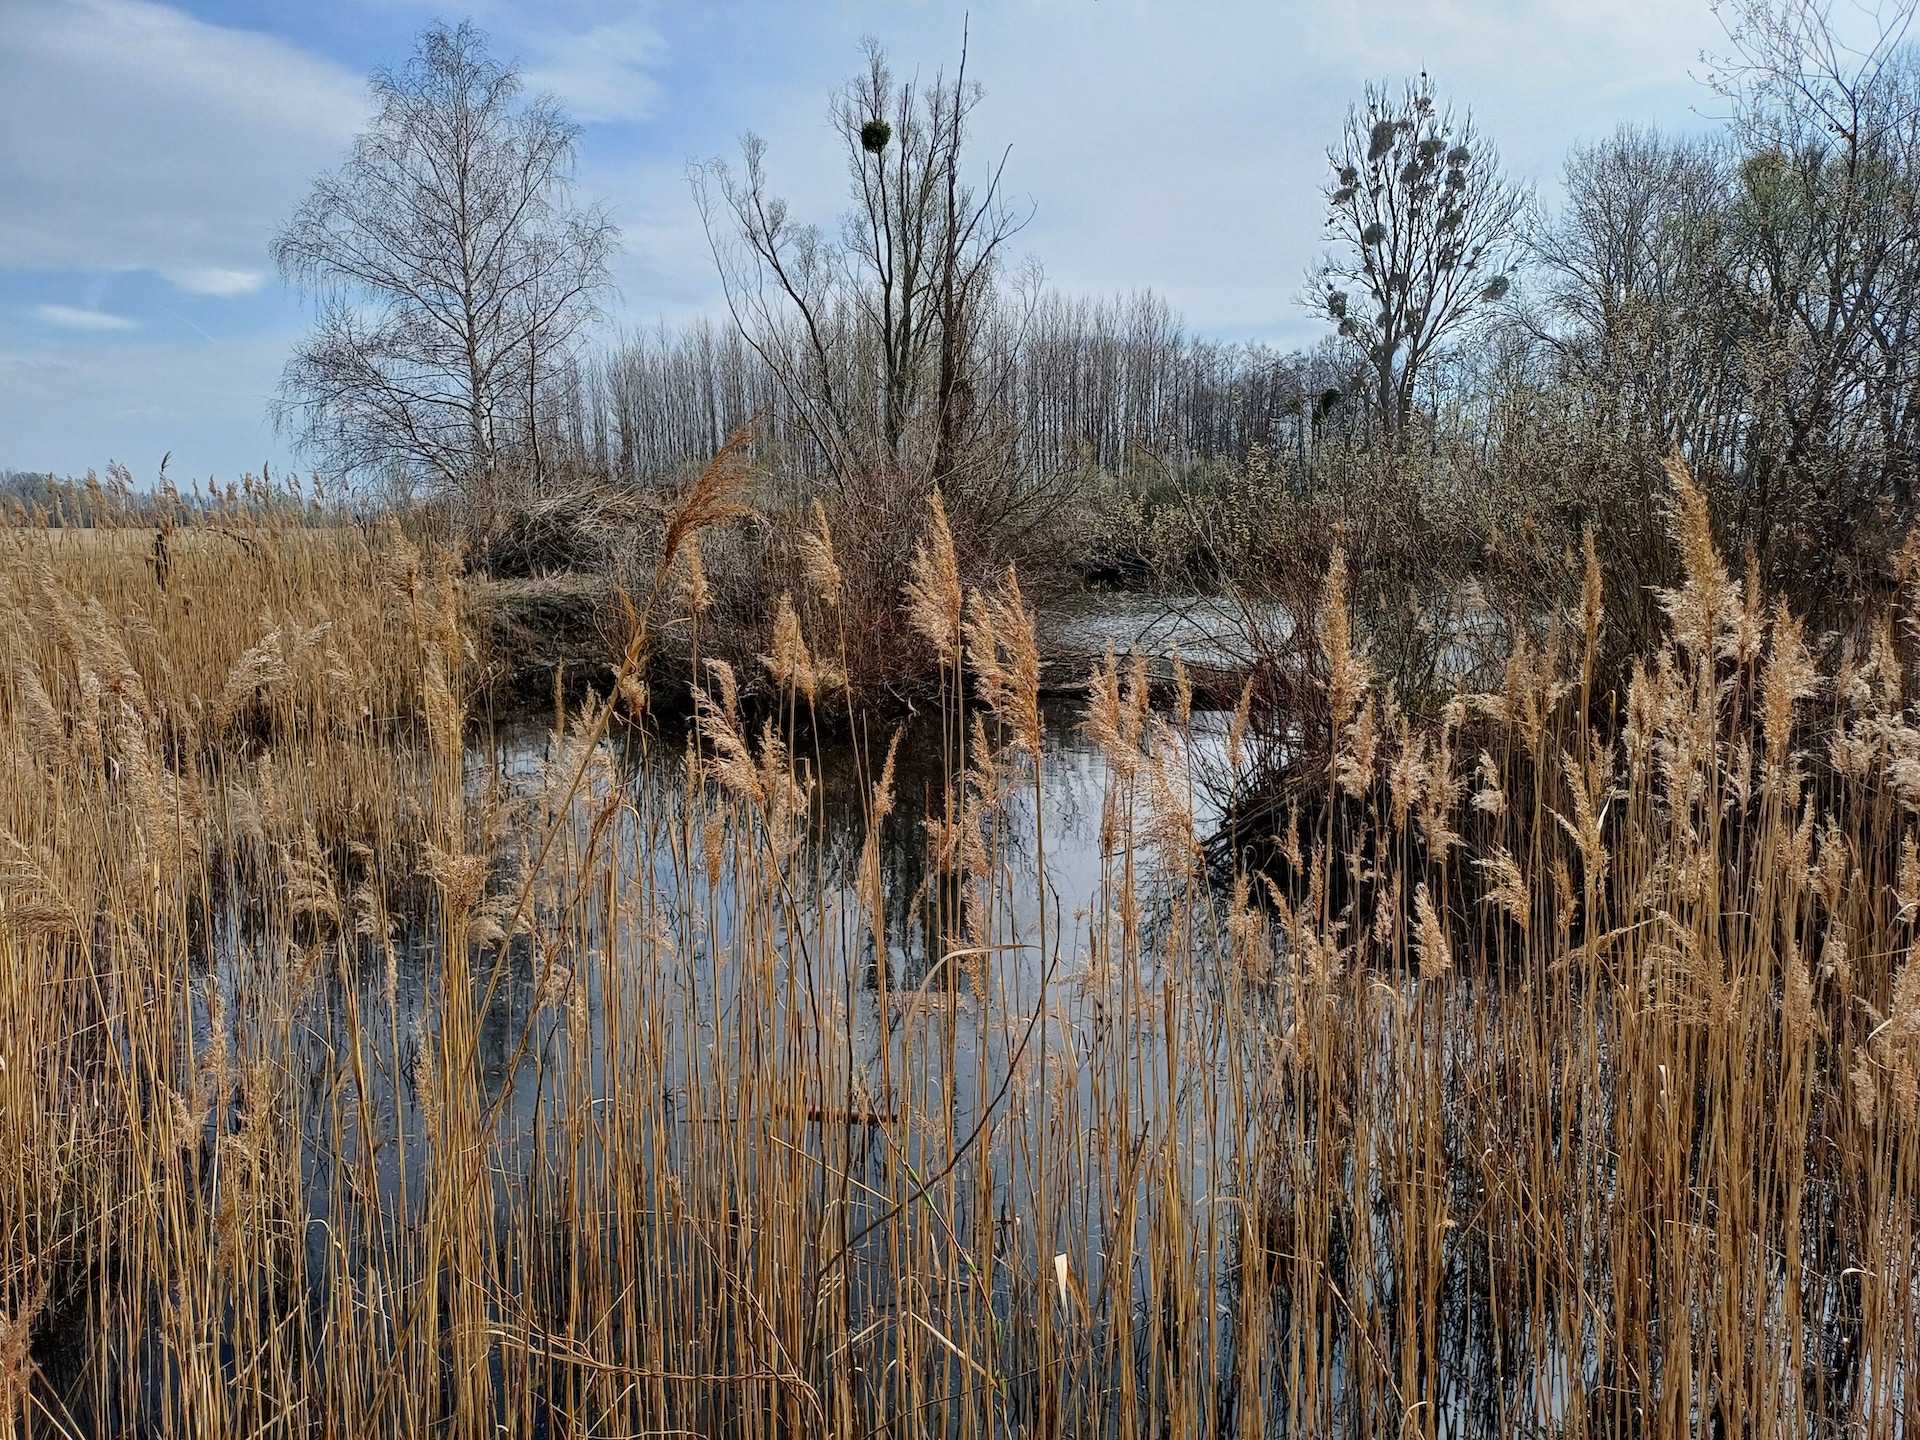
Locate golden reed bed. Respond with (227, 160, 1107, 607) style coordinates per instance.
(1, 452, 1915, 1437)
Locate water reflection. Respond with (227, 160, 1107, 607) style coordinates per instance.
(474, 694, 1228, 986)
(276, 697, 1235, 1220)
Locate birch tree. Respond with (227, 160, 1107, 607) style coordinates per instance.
(273, 22, 616, 501)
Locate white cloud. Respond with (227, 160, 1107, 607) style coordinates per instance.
(34, 304, 138, 331)
(165, 267, 267, 298)
(0, 0, 1778, 481)
(0, 0, 367, 278)
(523, 19, 667, 124)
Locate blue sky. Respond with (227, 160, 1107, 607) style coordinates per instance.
(0, 0, 1735, 486)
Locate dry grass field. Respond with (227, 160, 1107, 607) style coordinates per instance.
(0, 453, 1916, 1436)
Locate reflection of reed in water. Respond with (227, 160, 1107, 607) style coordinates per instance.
(4, 460, 1918, 1437)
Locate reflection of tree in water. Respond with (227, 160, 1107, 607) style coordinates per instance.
(816, 698, 1124, 990)
(608, 696, 1120, 991)
(804, 714, 944, 985)
(788, 708, 1028, 991)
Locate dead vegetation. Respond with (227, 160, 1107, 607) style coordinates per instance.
(1, 443, 1917, 1437)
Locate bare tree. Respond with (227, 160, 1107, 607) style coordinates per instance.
(1704, 0, 1920, 567)
(692, 36, 1025, 494)
(1307, 75, 1526, 438)
(686, 36, 1080, 698)
(1533, 126, 1737, 450)
(273, 21, 617, 503)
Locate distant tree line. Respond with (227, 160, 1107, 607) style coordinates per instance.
(1, 464, 340, 528)
(535, 296, 1369, 490)
(251, 2, 1920, 656)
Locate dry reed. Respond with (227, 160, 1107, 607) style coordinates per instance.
(0, 452, 1915, 1438)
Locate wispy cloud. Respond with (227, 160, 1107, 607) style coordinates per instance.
(34, 303, 138, 331)
(523, 19, 666, 125)
(0, 0, 366, 276)
(165, 266, 266, 297)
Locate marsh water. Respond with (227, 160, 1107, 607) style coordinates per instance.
(283, 595, 1250, 1255)
(71, 591, 1900, 1436)
(310, 691, 1240, 1185)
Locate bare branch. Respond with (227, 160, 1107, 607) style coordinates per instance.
(272, 20, 618, 502)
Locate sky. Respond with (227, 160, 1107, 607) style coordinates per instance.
(0, 0, 1738, 486)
